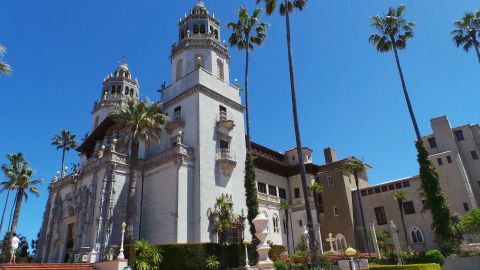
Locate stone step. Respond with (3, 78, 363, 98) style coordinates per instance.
(0, 263, 96, 270)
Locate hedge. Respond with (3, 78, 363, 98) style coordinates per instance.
(126, 243, 285, 270)
(368, 264, 441, 270)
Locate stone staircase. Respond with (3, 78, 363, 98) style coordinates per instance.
(0, 263, 96, 270)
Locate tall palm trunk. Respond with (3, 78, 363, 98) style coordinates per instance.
(126, 140, 139, 243)
(245, 33, 252, 152)
(0, 191, 10, 235)
(354, 172, 370, 255)
(397, 199, 409, 248)
(284, 0, 315, 248)
(391, 36, 421, 142)
(10, 190, 24, 233)
(61, 146, 66, 176)
(284, 208, 290, 253)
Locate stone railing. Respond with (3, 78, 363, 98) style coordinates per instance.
(216, 148, 236, 162)
(145, 144, 193, 168)
(292, 197, 305, 206)
(257, 192, 282, 205)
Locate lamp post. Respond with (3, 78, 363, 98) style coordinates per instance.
(118, 222, 126, 260)
(345, 247, 357, 270)
(243, 239, 251, 269)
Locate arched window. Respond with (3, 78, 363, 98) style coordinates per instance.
(335, 234, 347, 250)
(411, 226, 424, 244)
(200, 24, 206, 34)
(181, 29, 185, 39)
(130, 89, 134, 97)
(333, 206, 339, 217)
(195, 54, 204, 69)
(214, 29, 219, 40)
(217, 59, 224, 80)
(125, 87, 129, 95)
(176, 59, 184, 81)
(210, 26, 214, 35)
(193, 24, 199, 34)
(116, 85, 121, 94)
(110, 86, 115, 94)
(272, 214, 279, 233)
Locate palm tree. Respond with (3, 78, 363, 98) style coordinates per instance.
(451, 11, 480, 64)
(393, 191, 409, 248)
(207, 195, 235, 244)
(370, 5, 455, 254)
(0, 153, 26, 237)
(369, 5, 420, 142)
(7, 164, 43, 233)
(256, 0, 316, 249)
(111, 97, 167, 243)
(344, 159, 370, 255)
(280, 202, 291, 253)
(0, 44, 12, 75)
(51, 130, 78, 176)
(228, 7, 268, 151)
(227, 6, 268, 240)
(308, 181, 323, 223)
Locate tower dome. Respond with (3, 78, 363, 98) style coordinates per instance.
(192, 1, 208, 15)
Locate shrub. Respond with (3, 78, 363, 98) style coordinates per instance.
(274, 260, 288, 270)
(369, 264, 441, 270)
(134, 240, 162, 270)
(204, 255, 221, 270)
(417, 250, 444, 265)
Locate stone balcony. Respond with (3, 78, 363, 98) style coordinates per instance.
(257, 192, 283, 205)
(216, 148, 236, 176)
(145, 144, 193, 169)
(216, 111, 235, 131)
(165, 112, 185, 134)
(292, 197, 305, 206)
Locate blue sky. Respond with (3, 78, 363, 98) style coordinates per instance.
(0, 0, 479, 243)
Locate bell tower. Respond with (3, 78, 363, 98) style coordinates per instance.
(170, 1, 230, 84)
(91, 59, 140, 131)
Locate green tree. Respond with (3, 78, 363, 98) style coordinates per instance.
(460, 208, 480, 234)
(51, 130, 78, 176)
(112, 97, 168, 242)
(0, 44, 12, 75)
(308, 181, 323, 224)
(5, 164, 42, 234)
(134, 239, 163, 270)
(280, 202, 291, 253)
(207, 194, 235, 244)
(256, 0, 316, 249)
(228, 7, 268, 239)
(344, 159, 370, 255)
(451, 11, 480, 64)
(369, 5, 455, 254)
(0, 153, 26, 237)
(393, 191, 409, 248)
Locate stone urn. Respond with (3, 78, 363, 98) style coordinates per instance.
(253, 213, 274, 270)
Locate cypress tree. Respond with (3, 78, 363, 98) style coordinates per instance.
(244, 153, 259, 238)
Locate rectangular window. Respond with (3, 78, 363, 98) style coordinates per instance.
(219, 105, 227, 120)
(381, 186, 389, 192)
(374, 207, 387, 225)
(368, 189, 374, 195)
(361, 190, 368, 196)
(298, 220, 303, 227)
(395, 182, 403, 189)
(374, 187, 381, 193)
(428, 137, 437, 148)
(257, 182, 267, 194)
(317, 193, 325, 213)
(174, 106, 181, 120)
(454, 130, 465, 141)
(388, 184, 395, 191)
(402, 181, 411, 188)
(471, 151, 478, 160)
(403, 201, 416, 215)
(294, 188, 301, 198)
(437, 158, 443, 166)
(446, 156, 452, 163)
(463, 203, 470, 212)
(268, 185, 278, 197)
(278, 188, 287, 199)
(219, 140, 229, 149)
(327, 176, 334, 186)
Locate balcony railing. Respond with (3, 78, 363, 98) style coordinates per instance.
(216, 111, 235, 131)
(216, 149, 236, 162)
(257, 192, 282, 204)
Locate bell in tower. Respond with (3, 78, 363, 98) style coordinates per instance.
(91, 58, 140, 131)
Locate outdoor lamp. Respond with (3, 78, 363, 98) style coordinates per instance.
(243, 239, 251, 269)
(243, 239, 250, 245)
(345, 247, 357, 257)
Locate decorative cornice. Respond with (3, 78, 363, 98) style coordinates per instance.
(164, 84, 244, 112)
(171, 37, 229, 61)
(144, 144, 194, 171)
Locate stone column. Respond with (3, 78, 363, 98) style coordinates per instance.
(371, 222, 381, 259)
(253, 213, 274, 270)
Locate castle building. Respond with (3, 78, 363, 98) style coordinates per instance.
(35, 3, 479, 263)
